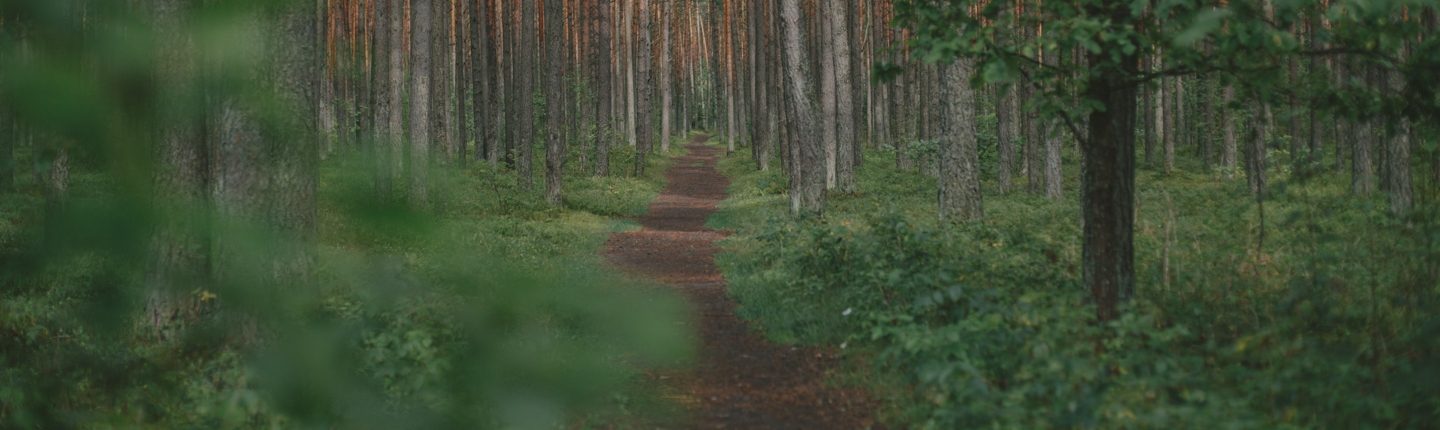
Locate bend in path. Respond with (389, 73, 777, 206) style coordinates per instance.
(603, 134, 878, 429)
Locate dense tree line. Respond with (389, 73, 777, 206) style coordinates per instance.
(2, 0, 1435, 392)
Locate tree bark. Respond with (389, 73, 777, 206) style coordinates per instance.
(780, 0, 824, 216)
(146, 0, 208, 339)
(660, 0, 673, 153)
(594, 0, 614, 177)
(830, 0, 855, 193)
(517, 0, 536, 188)
(1221, 85, 1237, 177)
(1385, 69, 1414, 215)
(1081, 13, 1139, 322)
(818, 0, 837, 190)
(544, 0, 565, 205)
(1244, 104, 1270, 197)
(938, 59, 983, 222)
(387, 0, 405, 191)
(409, 0, 433, 205)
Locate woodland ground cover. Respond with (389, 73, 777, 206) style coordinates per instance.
(712, 143, 1440, 429)
(0, 144, 690, 428)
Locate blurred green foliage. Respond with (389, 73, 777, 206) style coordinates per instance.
(0, 0, 691, 428)
(713, 146, 1440, 429)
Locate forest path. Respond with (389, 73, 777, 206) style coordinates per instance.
(602, 135, 878, 429)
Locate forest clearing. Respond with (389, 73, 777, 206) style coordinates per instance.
(1, 0, 1438, 428)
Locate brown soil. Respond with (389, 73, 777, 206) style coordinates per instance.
(603, 135, 879, 429)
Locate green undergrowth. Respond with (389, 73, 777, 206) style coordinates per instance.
(0, 145, 691, 428)
(711, 146, 1440, 429)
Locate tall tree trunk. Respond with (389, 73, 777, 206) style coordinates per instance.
(660, 0, 673, 153)
(517, 0, 536, 188)
(1385, 68, 1414, 215)
(1081, 12, 1139, 322)
(625, 0, 638, 150)
(1244, 103, 1270, 197)
(594, 0, 613, 176)
(780, 0, 823, 215)
(146, 0, 208, 339)
(0, 105, 11, 192)
(996, 85, 1017, 193)
(373, 0, 393, 195)
(409, 0, 433, 205)
(1163, 74, 1176, 173)
(818, 0, 837, 190)
(213, 1, 318, 297)
(1221, 85, 1238, 177)
(938, 58, 982, 222)
(1150, 51, 1164, 169)
(470, 0, 492, 166)
(387, 0, 405, 191)
(831, 0, 855, 193)
(633, 0, 653, 176)
(544, 0, 565, 204)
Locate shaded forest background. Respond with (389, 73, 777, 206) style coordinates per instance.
(1, 0, 1438, 428)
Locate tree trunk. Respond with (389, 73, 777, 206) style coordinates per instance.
(146, 0, 208, 340)
(594, 0, 613, 177)
(1244, 104, 1270, 197)
(625, 0, 638, 150)
(0, 105, 11, 192)
(409, 0, 433, 205)
(387, 0, 405, 191)
(660, 0, 673, 153)
(1163, 75, 1176, 173)
(470, 0, 492, 166)
(1385, 69, 1414, 215)
(1221, 85, 1237, 177)
(938, 59, 983, 222)
(517, 0, 536, 188)
(818, 0, 837, 190)
(633, 0, 653, 176)
(996, 85, 1017, 193)
(831, 0, 855, 193)
(780, 0, 824, 216)
(1081, 18, 1139, 322)
(544, 0, 565, 205)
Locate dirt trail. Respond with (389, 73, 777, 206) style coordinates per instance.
(603, 135, 877, 429)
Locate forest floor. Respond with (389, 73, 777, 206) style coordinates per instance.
(602, 135, 878, 429)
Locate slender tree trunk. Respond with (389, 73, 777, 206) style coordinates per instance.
(1244, 103, 1270, 197)
(660, 0, 673, 153)
(1221, 85, 1238, 177)
(780, 0, 824, 215)
(938, 58, 983, 222)
(517, 0, 536, 188)
(470, 0, 492, 165)
(818, 0, 837, 190)
(373, 0, 393, 195)
(1163, 75, 1176, 173)
(0, 105, 11, 192)
(387, 0, 405, 189)
(831, 0, 855, 193)
(1385, 68, 1414, 215)
(594, 0, 613, 176)
(409, 0, 433, 205)
(625, 0, 638, 150)
(633, 0, 653, 176)
(544, 0, 565, 204)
